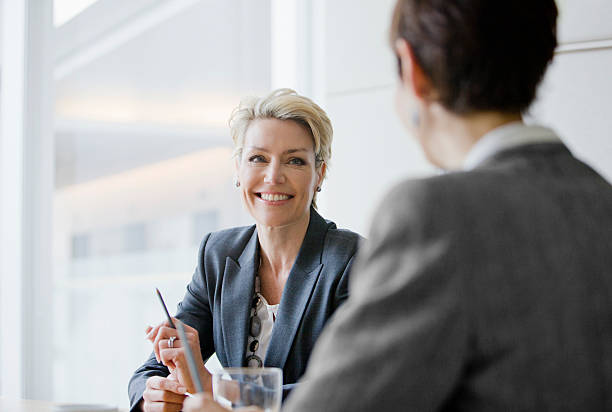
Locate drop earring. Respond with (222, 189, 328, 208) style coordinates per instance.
(412, 110, 420, 127)
(233, 176, 240, 187)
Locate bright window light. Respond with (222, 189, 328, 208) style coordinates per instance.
(54, 0, 99, 26)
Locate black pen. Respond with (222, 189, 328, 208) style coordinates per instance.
(156, 287, 176, 329)
(156, 288, 204, 394)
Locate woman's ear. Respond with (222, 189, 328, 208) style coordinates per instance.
(395, 39, 432, 100)
(316, 162, 327, 188)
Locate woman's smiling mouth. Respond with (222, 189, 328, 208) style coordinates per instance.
(257, 192, 293, 202)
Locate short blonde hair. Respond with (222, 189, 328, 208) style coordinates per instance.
(229, 88, 333, 208)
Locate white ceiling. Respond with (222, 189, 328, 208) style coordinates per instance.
(54, 0, 100, 26)
(55, 0, 271, 96)
(0, 0, 3, 68)
(54, 0, 272, 187)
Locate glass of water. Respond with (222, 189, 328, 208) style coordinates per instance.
(213, 367, 282, 412)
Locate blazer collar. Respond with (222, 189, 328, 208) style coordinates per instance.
(477, 141, 571, 169)
(265, 207, 329, 369)
(286, 207, 330, 273)
(463, 123, 561, 170)
(220, 208, 331, 368)
(220, 228, 258, 367)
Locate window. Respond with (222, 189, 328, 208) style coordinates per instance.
(192, 210, 219, 244)
(2, 0, 311, 404)
(71, 233, 91, 259)
(123, 223, 147, 253)
(50, 0, 270, 407)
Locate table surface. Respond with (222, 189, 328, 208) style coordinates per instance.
(0, 398, 126, 412)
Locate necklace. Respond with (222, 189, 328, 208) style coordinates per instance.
(246, 260, 264, 368)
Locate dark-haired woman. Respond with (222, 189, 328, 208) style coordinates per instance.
(186, 0, 612, 410)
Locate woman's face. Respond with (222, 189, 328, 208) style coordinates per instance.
(236, 118, 324, 229)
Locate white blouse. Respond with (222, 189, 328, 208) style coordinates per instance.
(463, 122, 560, 170)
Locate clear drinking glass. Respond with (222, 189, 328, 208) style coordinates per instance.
(212, 367, 282, 412)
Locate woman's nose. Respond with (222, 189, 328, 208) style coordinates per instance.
(264, 161, 286, 184)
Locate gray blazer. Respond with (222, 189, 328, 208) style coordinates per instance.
(284, 143, 612, 411)
(128, 208, 361, 410)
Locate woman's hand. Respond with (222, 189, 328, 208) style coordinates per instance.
(183, 393, 263, 412)
(145, 319, 180, 365)
(141, 375, 187, 412)
(183, 393, 227, 412)
(147, 318, 213, 394)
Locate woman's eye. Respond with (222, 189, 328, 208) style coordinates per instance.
(288, 157, 305, 166)
(248, 155, 266, 163)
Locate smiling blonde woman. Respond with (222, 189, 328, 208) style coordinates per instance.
(128, 89, 362, 412)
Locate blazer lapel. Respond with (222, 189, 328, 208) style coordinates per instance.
(220, 229, 259, 367)
(264, 208, 329, 369)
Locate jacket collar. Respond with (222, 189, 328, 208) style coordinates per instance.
(265, 208, 329, 369)
(220, 228, 258, 367)
(463, 123, 561, 170)
(221, 208, 331, 368)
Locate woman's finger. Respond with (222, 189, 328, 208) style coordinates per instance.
(146, 318, 176, 342)
(146, 375, 187, 394)
(142, 377, 186, 412)
(159, 337, 183, 352)
(153, 326, 178, 363)
(146, 322, 164, 342)
(173, 321, 201, 354)
(159, 346, 185, 370)
(215, 379, 241, 403)
(183, 393, 232, 412)
(161, 346, 209, 394)
(159, 338, 182, 370)
(143, 388, 186, 405)
(143, 400, 183, 412)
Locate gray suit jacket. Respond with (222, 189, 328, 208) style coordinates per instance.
(284, 143, 612, 411)
(128, 208, 361, 410)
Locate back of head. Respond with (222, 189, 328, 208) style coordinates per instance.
(390, 0, 558, 114)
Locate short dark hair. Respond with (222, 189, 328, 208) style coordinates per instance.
(390, 0, 558, 114)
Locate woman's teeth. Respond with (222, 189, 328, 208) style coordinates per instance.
(261, 193, 290, 201)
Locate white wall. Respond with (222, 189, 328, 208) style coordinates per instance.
(555, 0, 612, 43)
(530, 1, 612, 183)
(317, 0, 434, 236)
(531, 49, 612, 183)
(318, 0, 612, 237)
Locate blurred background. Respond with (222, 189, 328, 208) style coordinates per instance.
(1, 0, 611, 409)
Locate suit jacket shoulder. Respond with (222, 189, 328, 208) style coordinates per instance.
(321, 223, 362, 264)
(358, 143, 612, 410)
(285, 143, 612, 412)
(200, 224, 256, 262)
(370, 142, 612, 249)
